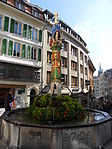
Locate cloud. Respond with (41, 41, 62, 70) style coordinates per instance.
(73, 22, 112, 75)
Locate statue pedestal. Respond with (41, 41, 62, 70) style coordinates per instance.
(51, 82, 61, 95)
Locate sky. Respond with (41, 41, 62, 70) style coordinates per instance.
(31, 0, 112, 76)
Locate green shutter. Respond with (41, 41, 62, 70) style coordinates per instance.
(10, 18, 15, 33)
(28, 26, 32, 39)
(38, 48, 41, 61)
(23, 24, 27, 38)
(4, 16, 9, 32)
(22, 44, 26, 58)
(27, 46, 30, 59)
(39, 30, 42, 42)
(2, 39, 7, 54)
(8, 40, 13, 56)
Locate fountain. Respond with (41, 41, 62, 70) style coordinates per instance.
(0, 13, 112, 149)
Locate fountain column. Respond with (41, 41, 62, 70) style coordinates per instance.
(50, 12, 62, 95)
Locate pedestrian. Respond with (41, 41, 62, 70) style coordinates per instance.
(4, 88, 15, 116)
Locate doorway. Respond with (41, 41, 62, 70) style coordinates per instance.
(30, 89, 36, 106)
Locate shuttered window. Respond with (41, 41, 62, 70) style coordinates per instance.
(23, 24, 27, 38)
(27, 46, 31, 59)
(8, 40, 13, 56)
(39, 30, 42, 42)
(2, 39, 7, 54)
(38, 48, 41, 61)
(22, 44, 26, 58)
(4, 16, 9, 32)
(10, 18, 15, 33)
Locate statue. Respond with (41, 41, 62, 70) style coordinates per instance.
(50, 12, 62, 95)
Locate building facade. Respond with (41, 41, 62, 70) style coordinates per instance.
(0, 0, 95, 108)
(43, 10, 90, 94)
(0, 0, 45, 108)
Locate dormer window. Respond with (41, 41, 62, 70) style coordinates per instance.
(15, 0, 24, 11)
(32, 9, 39, 18)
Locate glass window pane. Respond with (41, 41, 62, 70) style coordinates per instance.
(4, 16, 9, 32)
(38, 48, 41, 61)
(0, 16, 2, 30)
(15, 21, 18, 34)
(10, 18, 15, 33)
(23, 24, 27, 38)
(2, 39, 7, 55)
(17, 43, 20, 57)
(8, 40, 13, 56)
(32, 28, 34, 40)
(18, 23, 21, 35)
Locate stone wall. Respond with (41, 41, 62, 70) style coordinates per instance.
(0, 116, 112, 149)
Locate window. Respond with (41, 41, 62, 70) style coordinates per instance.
(38, 49, 41, 61)
(75, 62, 77, 71)
(85, 67, 87, 76)
(31, 47, 37, 60)
(8, 40, 13, 56)
(62, 41, 67, 51)
(10, 18, 15, 33)
(61, 57, 67, 67)
(27, 45, 31, 59)
(71, 77, 78, 86)
(28, 25, 32, 39)
(32, 9, 39, 18)
(14, 21, 22, 35)
(0, 16, 3, 30)
(23, 24, 27, 38)
(39, 30, 42, 42)
(85, 55, 87, 64)
(80, 51, 83, 60)
(80, 65, 83, 73)
(47, 52, 52, 64)
(47, 71, 51, 84)
(15, 0, 24, 10)
(2, 39, 7, 54)
(4, 16, 9, 32)
(81, 78, 83, 88)
(32, 28, 37, 41)
(47, 32, 51, 43)
(22, 44, 26, 58)
(13, 42, 20, 57)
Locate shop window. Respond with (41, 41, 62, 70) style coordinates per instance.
(39, 30, 42, 42)
(0, 16, 3, 30)
(31, 47, 37, 60)
(13, 42, 20, 57)
(22, 44, 26, 58)
(27, 45, 31, 59)
(2, 39, 7, 54)
(32, 28, 37, 41)
(4, 16, 9, 32)
(28, 25, 32, 39)
(8, 40, 13, 56)
(23, 24, 27, 38)
(38, 48, 41, 61)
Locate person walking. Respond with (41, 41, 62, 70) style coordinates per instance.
(4, 88, 15, 116)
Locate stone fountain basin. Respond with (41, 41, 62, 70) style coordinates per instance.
(0, 108, 112, 149)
